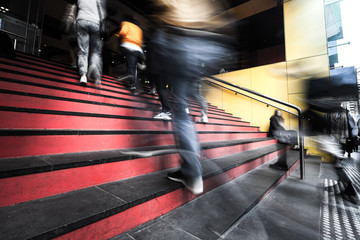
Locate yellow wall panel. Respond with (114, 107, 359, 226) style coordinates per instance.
(220, 69, 251, 87)
(287, 55, 330, 94)
(223, 90, 252, 121)
(202, 82, 224, 110)
(250, 62, 288, 101)
(284, 0, 328, 61)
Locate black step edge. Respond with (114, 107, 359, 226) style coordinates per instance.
(0, 137, 273, 178)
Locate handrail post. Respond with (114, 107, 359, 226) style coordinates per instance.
(297, 110, 305, 179)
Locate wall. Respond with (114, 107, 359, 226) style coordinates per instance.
(203, 0, 330, 155)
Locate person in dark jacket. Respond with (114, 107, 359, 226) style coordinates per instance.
(268, 110, 289, 170)
(269, 109, 286, 137)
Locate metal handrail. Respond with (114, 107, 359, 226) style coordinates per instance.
(0, 29, 26, 39)
(201, 73, 305, 179)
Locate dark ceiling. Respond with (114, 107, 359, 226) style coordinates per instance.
(117, 0, 251, 16)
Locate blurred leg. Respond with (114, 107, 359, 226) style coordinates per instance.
(77, 20, 90, 76)
(88, 22, 103, 83)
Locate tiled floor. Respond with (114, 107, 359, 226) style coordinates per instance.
(320, 153, 360, 240)
(112, 153, 360, 240)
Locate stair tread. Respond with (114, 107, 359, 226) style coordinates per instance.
(0, 76, 243, 121)
(0, 57, 238, 117)
(0, 145, 297, 240)
(0, 137, 273, 178)
(112, 150, 300, 240)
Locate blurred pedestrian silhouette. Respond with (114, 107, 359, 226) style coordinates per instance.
(148, 0, 234, 194)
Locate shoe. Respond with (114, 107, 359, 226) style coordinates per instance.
(293, 145, 300, 150)
(79, 74, 87, 86)
(153, 112, 172, 120)
(185, 108, 190, 114)
(168, 170, 203, 195)
(269, 162, 288, 170)
(148, 88, 156, 95)
(197, 115, 208, 123)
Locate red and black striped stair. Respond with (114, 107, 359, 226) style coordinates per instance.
(0, 53, 301, 240)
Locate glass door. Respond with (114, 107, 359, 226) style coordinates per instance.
(0, 0, 45, 55)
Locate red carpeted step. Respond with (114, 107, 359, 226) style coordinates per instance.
(0, 56, 234, 115)
(0, 130, 267, 158)
(0, 138, 276, 207)
(0, 145, 298, 240)
(0, 110, 257, 132)
(0, 71, 241, 122)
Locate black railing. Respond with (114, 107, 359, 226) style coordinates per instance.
(202, 73, 305, 179)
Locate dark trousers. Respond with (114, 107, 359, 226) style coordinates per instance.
(122, 47, 143, 86)
(149, 27, 230, 179)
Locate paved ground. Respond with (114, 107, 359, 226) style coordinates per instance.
(112, 153, 360, 240)
(221, 156, 324, 240)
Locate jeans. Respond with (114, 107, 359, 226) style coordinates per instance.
(149, 27, 230, 179)
(76, 19, 103, 76)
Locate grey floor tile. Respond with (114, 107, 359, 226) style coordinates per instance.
(129, 219, 199, 240)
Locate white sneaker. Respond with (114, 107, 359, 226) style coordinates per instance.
(187, 176, 203, 195)
(197, 115, 208, 123)
(80, 74, 87, 85)
(153, 112, 172, 120)
(185, 108, 190, 114)
(168, 171, 203, 195)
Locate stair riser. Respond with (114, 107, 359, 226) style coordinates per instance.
(0, 93, 158, 118)
(0, 133, 266, 158)
(8, 56, 230, 115)
(202, 139, 276, 160)
(52, 149, 296, 240)
(0, 79, 158, 109)
(0, 153, 181, 208)
(0, 61, 136, 93)
(0, 140, 274, 207)
(0, 70, 160, 105)
(0, 91, 239, 121)
(0, 60, 229, 115)
(0, 111, 257, 132)
(0, 77, 242, 121)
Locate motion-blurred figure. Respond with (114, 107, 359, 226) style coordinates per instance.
(148, 0, 234, 194)
(76, 0, 106, 86)
(325, 105, 358, 160)
(115, 16, 144, 93)
(61, 0, 77, 69)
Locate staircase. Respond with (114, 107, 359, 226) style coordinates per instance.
(0, 53, 301, 240)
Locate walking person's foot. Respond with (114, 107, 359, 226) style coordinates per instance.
(168, 170, 203, 195)
(79, 74, 87, 86)
(153, 112, 172, 120)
